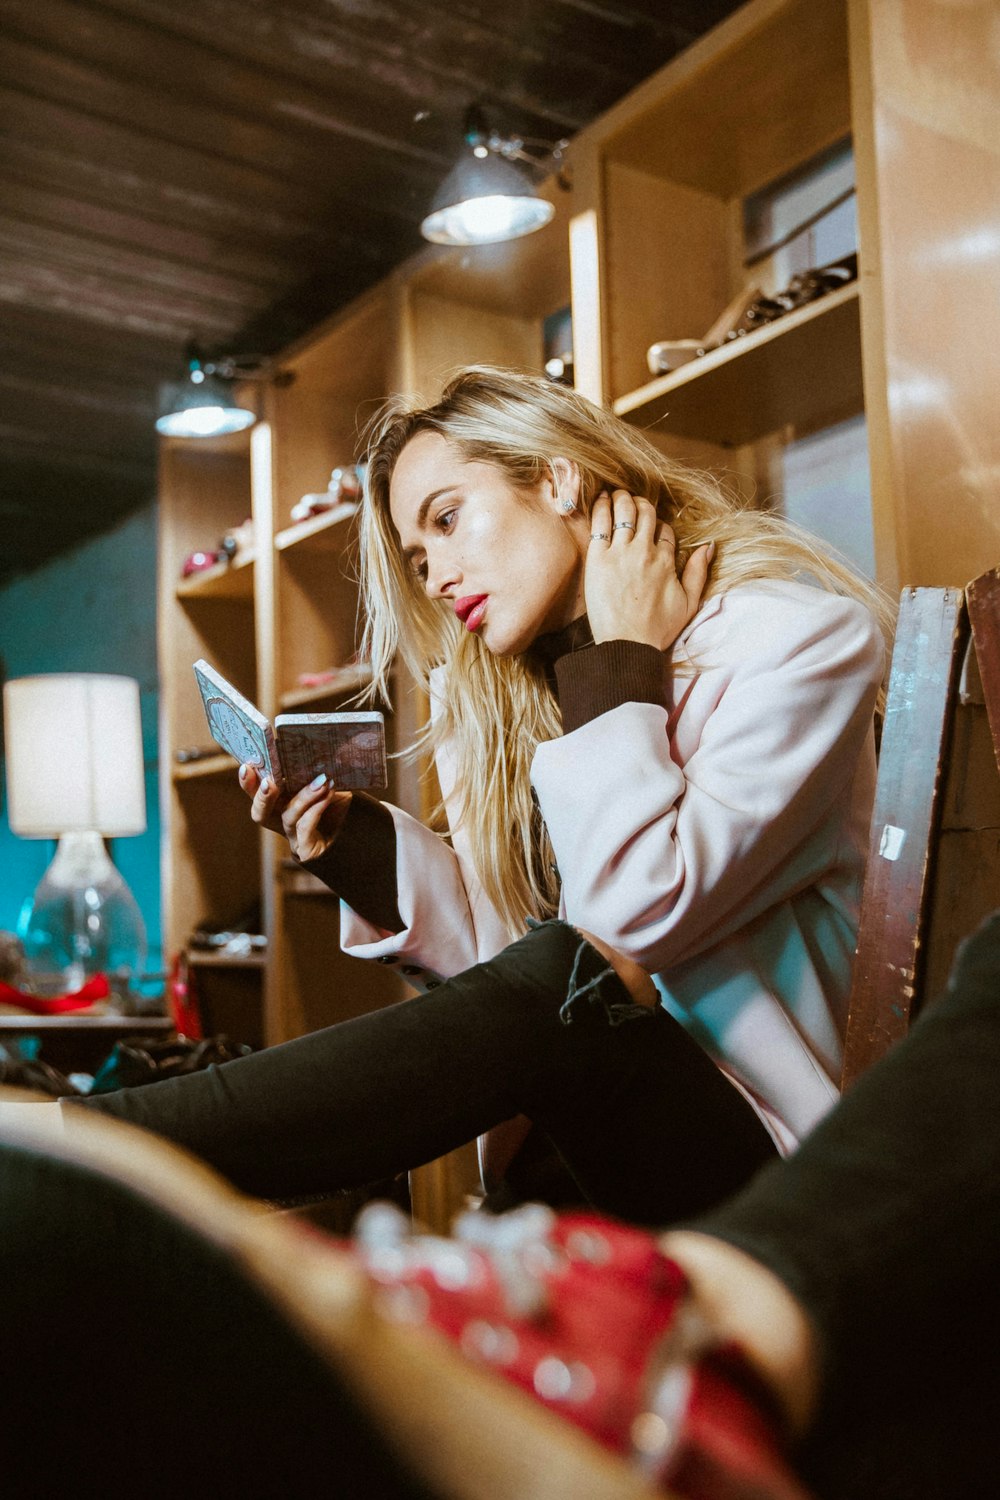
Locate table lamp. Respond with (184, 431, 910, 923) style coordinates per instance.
(3, 673, 148, 1003)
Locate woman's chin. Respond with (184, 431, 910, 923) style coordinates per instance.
(480, 628, 533, 658)
(473, 610, 551, 658)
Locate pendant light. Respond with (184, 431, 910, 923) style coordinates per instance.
(155, 345, 276, 439)
(421, 107, 568, 247)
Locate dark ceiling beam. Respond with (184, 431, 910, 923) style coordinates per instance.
(0, 178, 292, 288)
(4, 0, 452, 168)
(0, 369, 155, 426)
(0, 132, 414, 277)
(0, 304, 187, 381)
(0, 28, 442, 204)
(0, 270, 247, 345)
(0, 218, 277, 314)
(540, 0, 738, 49)
(0, 411, 155, 471)
(90, 0, 619, 137)
(0, 82, 419, 232)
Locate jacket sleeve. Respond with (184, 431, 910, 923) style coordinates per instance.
(336, 666, 513, 979)
(297, 793, 403, 933)
(530, 587, 884, 973)
(335, 802, 496, 981)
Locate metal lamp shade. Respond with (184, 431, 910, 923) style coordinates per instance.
(421, 152, 555, 246)
(155, 368, 255, 438)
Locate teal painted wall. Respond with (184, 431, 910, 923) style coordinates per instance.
(0, 502, 162, 993)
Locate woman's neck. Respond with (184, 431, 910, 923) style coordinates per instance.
(531, 614, 593, 668)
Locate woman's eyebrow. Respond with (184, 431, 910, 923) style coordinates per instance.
(401, 487, 454, 557)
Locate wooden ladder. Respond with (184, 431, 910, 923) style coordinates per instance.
(842, 569, 1000, 1087)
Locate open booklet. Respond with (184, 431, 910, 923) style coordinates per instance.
(193, 659, 387, 795)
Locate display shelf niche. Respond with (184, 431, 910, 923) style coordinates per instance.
(274, 502, 360, 554)
(175, 551, 256, 600)
(614, 281, 861, 446)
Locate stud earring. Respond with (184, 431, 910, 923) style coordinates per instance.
(559, 495, 576, 515)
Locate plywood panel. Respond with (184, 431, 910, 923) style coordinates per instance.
(596, 0, 850, 201)
(604, 164, 731, 399)
(406, 290, 543, 403)
(850, 0, 1000, 589)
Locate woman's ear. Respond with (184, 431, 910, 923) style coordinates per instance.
(549, 457, 581, 516)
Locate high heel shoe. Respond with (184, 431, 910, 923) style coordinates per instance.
(353, 1202, 811, 1500)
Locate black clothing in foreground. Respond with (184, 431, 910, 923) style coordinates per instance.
(71, 921, 776, 1225)
(691, 911, 1000, 1500)
(1, 1132, 434, 1500)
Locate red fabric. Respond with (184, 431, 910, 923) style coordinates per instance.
(671, 1347, 809, 1500)
(0, 973, 110, 1015)
(167, 952, 203, 1040)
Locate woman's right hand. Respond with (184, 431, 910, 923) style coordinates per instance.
(238, 764, 352, 863)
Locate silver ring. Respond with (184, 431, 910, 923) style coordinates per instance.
(613, 521, 636, 532)
(590, 531, 610, 541)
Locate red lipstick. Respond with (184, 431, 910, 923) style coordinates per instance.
(454, 594, 488, 631)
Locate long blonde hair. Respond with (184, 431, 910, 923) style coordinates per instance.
(360, 365, 894, 938)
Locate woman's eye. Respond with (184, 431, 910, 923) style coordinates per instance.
(435, 508, 457, 533)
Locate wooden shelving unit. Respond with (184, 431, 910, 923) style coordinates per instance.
(157, 174, 570, 1075)
(158, 0, 1000, 1225)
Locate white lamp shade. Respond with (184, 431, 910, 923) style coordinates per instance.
(4, 674, 146, 837)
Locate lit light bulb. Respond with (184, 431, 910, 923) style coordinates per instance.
(156, 404, 256, 438)
(423, 193, 554, 246)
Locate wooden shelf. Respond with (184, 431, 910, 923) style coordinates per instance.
(175, 551, 256, 600)
(279, 664, 374, 710)
(275, 502, 359, 553)
(171, 753, 233, 782)
(186, 949, 267, 969)
(613, 283, 862, 446)
(0, 1012, 175, 1074)
(0, 1013, 173, 1031)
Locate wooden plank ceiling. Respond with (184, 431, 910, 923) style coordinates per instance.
(0, 0, 741, 585)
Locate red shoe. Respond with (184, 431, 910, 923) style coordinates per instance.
(353, 1203, 811, 1500)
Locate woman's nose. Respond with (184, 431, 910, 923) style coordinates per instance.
(425, 555, 459, 600)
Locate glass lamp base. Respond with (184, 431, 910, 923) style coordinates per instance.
(17, 831, 148, 1004)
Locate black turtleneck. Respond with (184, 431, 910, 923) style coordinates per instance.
(300, 623, 669, 933)
(531, 619, 668, 735)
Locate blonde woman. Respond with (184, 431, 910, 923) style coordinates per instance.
(69, 366, 889, 1225)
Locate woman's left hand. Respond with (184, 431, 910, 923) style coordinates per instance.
(584, 489, 713, 651)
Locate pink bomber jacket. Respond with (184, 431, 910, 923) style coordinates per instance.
(340, 579, 885, 1154)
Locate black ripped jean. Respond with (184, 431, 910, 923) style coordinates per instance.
(73, 920, 777, 1225)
